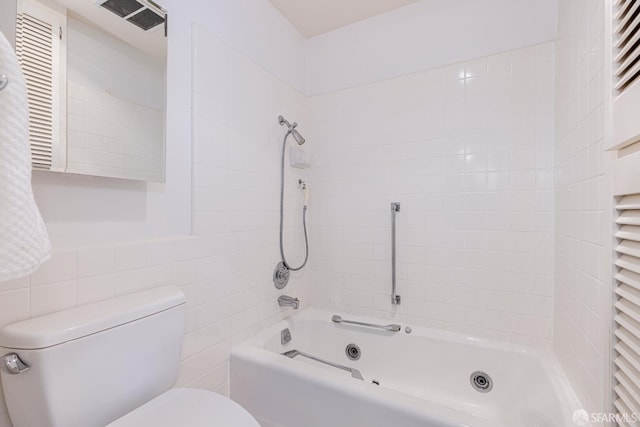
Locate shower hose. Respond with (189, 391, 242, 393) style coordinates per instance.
(279, 132, 309, 271)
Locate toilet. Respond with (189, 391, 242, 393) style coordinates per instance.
(0, 286, 260, 427)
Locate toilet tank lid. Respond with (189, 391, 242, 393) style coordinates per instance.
(0, 286, 185, 350)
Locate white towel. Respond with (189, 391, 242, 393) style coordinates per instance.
(0, 31, 51, 281)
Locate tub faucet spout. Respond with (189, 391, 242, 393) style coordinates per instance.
(278, 295, 299, 309)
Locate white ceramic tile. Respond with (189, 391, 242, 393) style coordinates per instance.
(0, 276, 29, 293)
(146, 264, 174, 288)
(77, 244, 115, 278)
(177, 339, 231, 386)
(77, 274, 115, 305)
(115, 241, 147, 271)
(30, 247, 77, 286)
(308, 43, 556, 346)
(114, 269, 147, 296)
(0, 289, 30, 328)
(30, 280, 77, 317)
(65, 78, 164, 180)
(554, 0, 610, 416)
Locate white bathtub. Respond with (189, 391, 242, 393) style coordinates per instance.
(231, 308, 582, 427)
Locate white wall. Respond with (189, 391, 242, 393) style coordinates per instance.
(306, 0, 557, 95)
(167, 0, 306, 93)
(30, 0, 307, 246)
(553, 0, 612, 415)
(308, 43, 556, 346)
(0, 0, 309, 424)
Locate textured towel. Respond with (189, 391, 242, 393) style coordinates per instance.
(0, 31, 51, 281)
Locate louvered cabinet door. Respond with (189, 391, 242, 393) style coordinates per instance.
(15, 0, 66, 171)
(613, 0, 640, 149)
(614, 194, 640, 423)
(615, 0, 640, 92)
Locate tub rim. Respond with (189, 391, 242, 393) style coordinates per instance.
(232, 307, 587, 427)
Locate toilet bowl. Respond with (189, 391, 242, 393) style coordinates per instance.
(0, 286, 259, 427)
(108, 389, 259, 427)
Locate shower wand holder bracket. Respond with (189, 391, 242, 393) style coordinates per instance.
(290, 146, 310, 169)
(273, 262, 290, 289)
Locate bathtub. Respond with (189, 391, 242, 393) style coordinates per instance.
(231, 308, 583, 427)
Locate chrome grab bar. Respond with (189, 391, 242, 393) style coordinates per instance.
(282, 349, 364, 380)
(332, 315, 401, 332)
(391, 202, 401, 304)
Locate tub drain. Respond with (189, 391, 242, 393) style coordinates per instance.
(345, 344, 361, 361)
(470, 371, 492, 393)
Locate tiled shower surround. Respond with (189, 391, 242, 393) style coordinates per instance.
(554, 0, 612, 415)
(308, 43, 555, 346)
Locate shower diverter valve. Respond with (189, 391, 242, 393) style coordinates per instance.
(273, 262, 290, 289)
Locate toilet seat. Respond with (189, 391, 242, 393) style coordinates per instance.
(107, 388, 260, 427)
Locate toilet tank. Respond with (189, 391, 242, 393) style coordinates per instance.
(0, 286, 186, 427)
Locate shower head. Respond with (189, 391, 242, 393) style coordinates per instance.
(278, 115, 306, 145)
(291, 129, 305, 145)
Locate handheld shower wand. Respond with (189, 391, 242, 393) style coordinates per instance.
(273, 115, 310, 289)
(300, 179, 309, 208)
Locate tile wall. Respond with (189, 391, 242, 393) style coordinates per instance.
(307, 43, 556, 346)
(554, 0, 612, 415)
(66, 82, 164, 181)
(187, 23, 311, 387)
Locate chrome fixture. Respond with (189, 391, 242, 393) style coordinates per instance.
(281, 328, 292, 345)
(470, 371, 493, 393)
(274, 115, 310, 289)
(278, 295, 300, 309)
(282, 349, 363, 380)
(273, 262, 290, 289)
(0, 74, 8, 92)
(405, 326, 412, 334)
(345, 343, 361, 361)
(391, 202, 401, 304)
(331, 315, 401, 332)
(278, 115, 305, 145)
(0, 353, 29, 375)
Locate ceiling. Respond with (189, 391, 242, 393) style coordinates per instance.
(268, 0, 419, 38)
